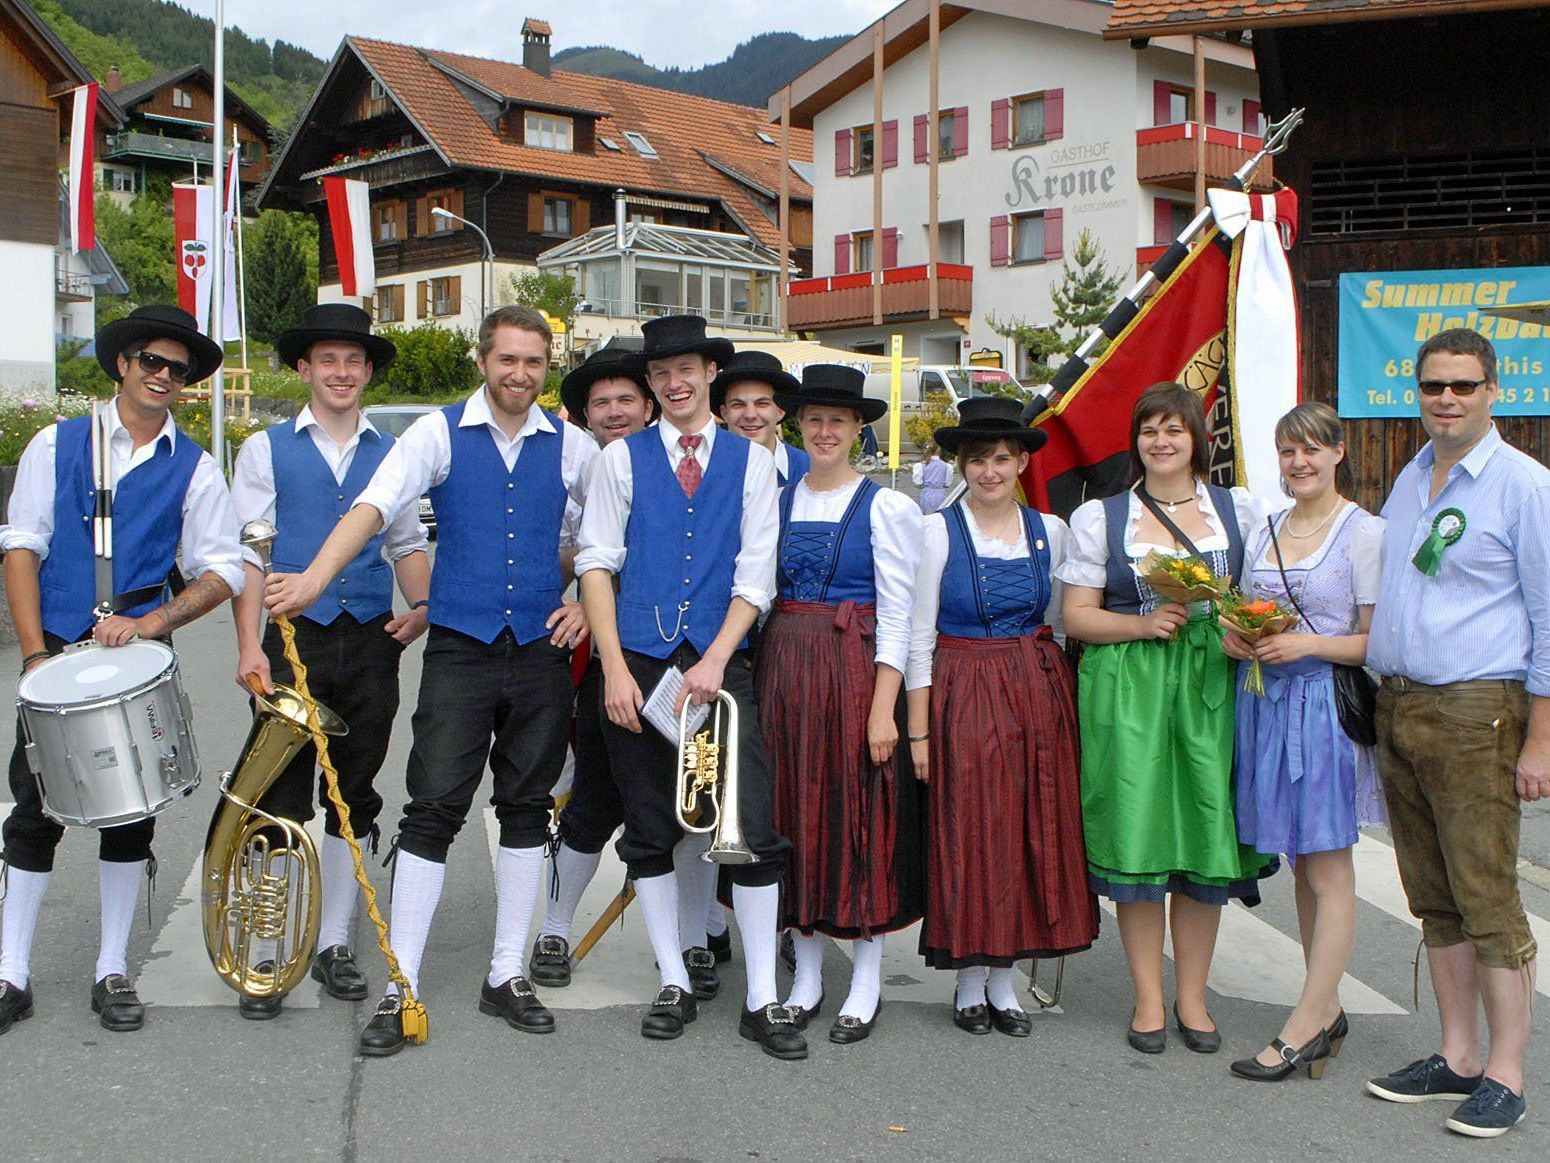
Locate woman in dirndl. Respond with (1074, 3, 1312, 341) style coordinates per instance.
(907, 396, 1098, 1038)
(755, 364, 925, 1044)
(1059, 381, 1276, 1056)
(1224, 402, 1385, 1081)
(911, 441, 952, 514)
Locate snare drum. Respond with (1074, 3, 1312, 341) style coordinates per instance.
(17, 640, 202, 828)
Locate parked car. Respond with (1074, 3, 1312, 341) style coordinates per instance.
(362, 404, 439, 537)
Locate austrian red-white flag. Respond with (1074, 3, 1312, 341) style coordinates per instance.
(173, 181, 217, 334)
(220, 148, 241, 341)
(323, 176, 374, 298)
(68, 83, 98, 253)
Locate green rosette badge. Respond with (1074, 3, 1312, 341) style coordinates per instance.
(1412, 508, 1466, 576)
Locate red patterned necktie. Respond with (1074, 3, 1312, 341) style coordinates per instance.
(676, 434, 703, 499)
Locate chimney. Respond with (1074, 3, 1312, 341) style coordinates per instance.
(105, 66, 121, 93)
(522, 18, 552, 77)
(615, 188, 627, 249)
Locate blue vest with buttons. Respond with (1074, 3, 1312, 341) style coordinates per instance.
(776, 478, 877, 603)
(936, 503, 1051, 638)
(427, 402, 566, 645)
(1100, 485, 1243, 614)
(40, 414, 201, 641)
(777, 443, 811, 488)
(618, 428, 748, 658)
(269, 418, 394, 625)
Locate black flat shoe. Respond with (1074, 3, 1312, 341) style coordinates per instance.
(359, 994, 408, 1057)
(91, 974, 144, 1032)
(954, 1003, 992, 1035)
(311, 945, 369, 1001)
(739, 1003, 808, 1060)
(829, 1005, 879, 1045)
(1174, 1002, 1221, 1054)
(1128, 1010, 1165, 1054)
(479, 976, 554, 1034)
(529, 935, 572, 988)
(788, 992, 824, 1031)
(641, 986, 697, 1040)
(707, 929, 732, 964)
(683, 947, 721, 1001)
(1230, 1029, 1332, 1082)
(990, 1003, 1032, 1038)
(238, 962, 283, 1021)
(1326, 1010, 1349, 1058)
(0, 980, 34, 1034)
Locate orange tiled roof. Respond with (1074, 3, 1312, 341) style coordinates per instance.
(522, 18, 553, 37)
(1107, 0, 1548, 35)
(348, 37, 811, 248)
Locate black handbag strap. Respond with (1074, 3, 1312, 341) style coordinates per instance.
(1135, 486, 1207, 560)
(1266, 515, 1320, 635)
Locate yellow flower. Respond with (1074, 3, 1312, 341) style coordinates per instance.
(1190, 564, 1213, 582)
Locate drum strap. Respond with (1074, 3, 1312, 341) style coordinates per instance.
(96, 567, 187, 619)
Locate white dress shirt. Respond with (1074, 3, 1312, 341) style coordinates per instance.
(1056, 482, 1262, 589)
(230, 405, 429, 570)
(352, 389, 596, 529)
(783, 477, 922, 673)
(576, 418, 779, 613)
(907, 505, 1071, 691)
(0, 402, 245, 595)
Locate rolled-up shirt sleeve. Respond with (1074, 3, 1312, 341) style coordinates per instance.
(732, 443, 779, 613)
(181, 451, 246, 596)
(575, 437, 632, 578)
(871, 489, 923, 673)
(1517, 485, 1550, 695)
(0, 426, 59, 558)
(906, 514, 948, 691)
(353, 411, 451, 528)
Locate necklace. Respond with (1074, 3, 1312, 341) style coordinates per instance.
(1284, 500, 1343, 540)
(1140, 484, 1196, 515)
(970, 502, 1021, 544)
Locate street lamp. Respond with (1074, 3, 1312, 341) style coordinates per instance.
(430, 206, 494, 323)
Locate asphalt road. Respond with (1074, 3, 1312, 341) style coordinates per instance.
(2, 595, 1549, 1162)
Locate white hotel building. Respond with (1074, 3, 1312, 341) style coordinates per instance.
(771, 0, 1264, 375)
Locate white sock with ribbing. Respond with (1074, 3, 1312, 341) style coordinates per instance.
(840, 936, 884, 1021)
(732, 882, 781, 1011)
(634, 872, 691, 991)
(954, 965, 988, 1009)
(488, 845, 545, 986)
(95, 860, 145, 981)
(540, 842, 601, 943)
(318, 832, 362, 951)
(385, 850, 445, 997)
(674, 832, 714, 952)
(0, 868, 50, 987)
(986, 966, 1021, 1012)
(705, 900, 728, 938)
(785, 931, 825, 1011)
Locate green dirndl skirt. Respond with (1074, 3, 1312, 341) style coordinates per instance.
(1078, 615, 1277, 904)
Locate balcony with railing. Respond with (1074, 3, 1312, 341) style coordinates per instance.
(1136, 124, 1270, 192)
(55, 268, 92, 301)
(785, 263, 973, 331)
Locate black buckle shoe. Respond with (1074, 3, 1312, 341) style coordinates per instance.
(91, 974, 145, 1032)
(788, 992, 824, 1031)
(311, 945, 369, 1001)
(1174, 1001, 1221, 1054)
(739, 1003, 808, 1060)
(954, 1003, 992, 1035)
(529, 935, 572, 988)
(238, 962, 284, 1021)
(478, 976, 554, 1034)
(359, 994, 408, 1057)
(829, 1004, 879, 1045)
(990, 1003, 1032, 1038)
(683, 947, 720, 1001)
(707, 929, 732, 964)
(642, 985, 698, 1040)
(0, 980, 35, 1034)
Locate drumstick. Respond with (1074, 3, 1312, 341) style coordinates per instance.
(92, 402, 114, 615)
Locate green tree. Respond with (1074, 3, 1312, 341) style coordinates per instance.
(375, 324, 481, 397)
(985, 313, 1064, 381)
(94, 190, 175, 307)
(506, 270, 580, 334)
(1051, 228, 1125, 353)
(243, 210, 316, 344)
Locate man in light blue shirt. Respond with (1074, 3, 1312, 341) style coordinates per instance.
(1365, 328, 1550, 1139)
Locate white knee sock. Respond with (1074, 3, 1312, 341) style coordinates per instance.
(705, 900, 728, 938)
(954, 965, 988, 1009)
(986, 966, 1021, 1011)
(488, 845, 545, 986)
(785, 931, 825, 1011)
(673, 832, 714, 952)
(95, 860, 144, 981)
(0, 868, 50, 987)
(385, 850, 445, 997)
(840, 936, 884, 1021)
(540, 842, 602, 943)
(732, 882, 780, 1011)
(633, 873, 691, 992)
(317, 832, 362, 951)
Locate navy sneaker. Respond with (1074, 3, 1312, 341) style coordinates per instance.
(1367, 1054, 1483, 1103)
(1445, 1080, 1527, 1138)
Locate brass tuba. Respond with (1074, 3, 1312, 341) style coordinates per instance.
(675, 690, 758, 865)
(200, 520, 347, 1000)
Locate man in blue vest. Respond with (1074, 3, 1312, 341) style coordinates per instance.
(577, 314, 804, 1059)
(0, 305, 244, 1036)
(228, 303, 430, 1020)
(712, 350, 810, 487)
(265, 304, 594, 1056)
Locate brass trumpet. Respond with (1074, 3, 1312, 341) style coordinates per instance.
(676, 690, 757, 865)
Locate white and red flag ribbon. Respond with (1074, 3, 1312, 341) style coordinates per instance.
(67, 82, 98, 254)
(323, 176, 374, 298)
(172, 179, 242, 341)
(221, 148, 241, 341)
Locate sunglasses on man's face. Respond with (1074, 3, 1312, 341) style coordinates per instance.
(1417, 378, 1490, 397)
(129, 350, 193, 385)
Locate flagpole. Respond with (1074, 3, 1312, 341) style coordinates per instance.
(209, 0, 227, 476)
(232, 125, 249, 380)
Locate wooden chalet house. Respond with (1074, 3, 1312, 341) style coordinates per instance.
(258, 18, 814, 337)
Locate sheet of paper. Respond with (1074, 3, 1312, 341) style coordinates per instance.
(641, 666, 710, 745)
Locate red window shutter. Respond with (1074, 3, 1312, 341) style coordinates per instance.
(1044, 88, 1064, 141)
(1153, 80, 1172, 126)
(834, 128, 852, 177)
(953, 105, 968, 155)
(990, 98, 1011, 150)
(1043, 208, 1064, 260)
(882, 227, 899, 269)
(881, 119, 898, 169)
(1205, 91, 1218, 126)
(989, 215, 1010, 266)
(1243, 99, 1262, 136)
(833, 233, 850, 276)
(913, 114, 928, 163)
(1153, 198, 1174, 245)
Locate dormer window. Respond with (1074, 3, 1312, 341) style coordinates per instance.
(525, 111, 573, 152)
(755, 131, 775, 145)
(623, 131, 658, 159)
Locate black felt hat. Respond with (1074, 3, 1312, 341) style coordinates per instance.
(638, 314, 735, 368)
(935, 395, 1048, 453)
(560, 346, 656, 427)
(95, 304, 224, 384)
(275, 303, 397, 371)
(774, 363, 887, 424)
(709, 350, 801, 412)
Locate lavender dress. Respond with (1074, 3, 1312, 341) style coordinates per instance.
(1233, 504, 1387, 856)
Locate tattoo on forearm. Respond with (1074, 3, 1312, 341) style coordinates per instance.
(154, 574, 234, 636)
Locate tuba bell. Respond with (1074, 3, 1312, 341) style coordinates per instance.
(675, 690, 758, 865)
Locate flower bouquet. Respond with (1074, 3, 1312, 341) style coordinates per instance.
(1218, 591, 1298, 696)
(1133, 550, 1229, 605)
